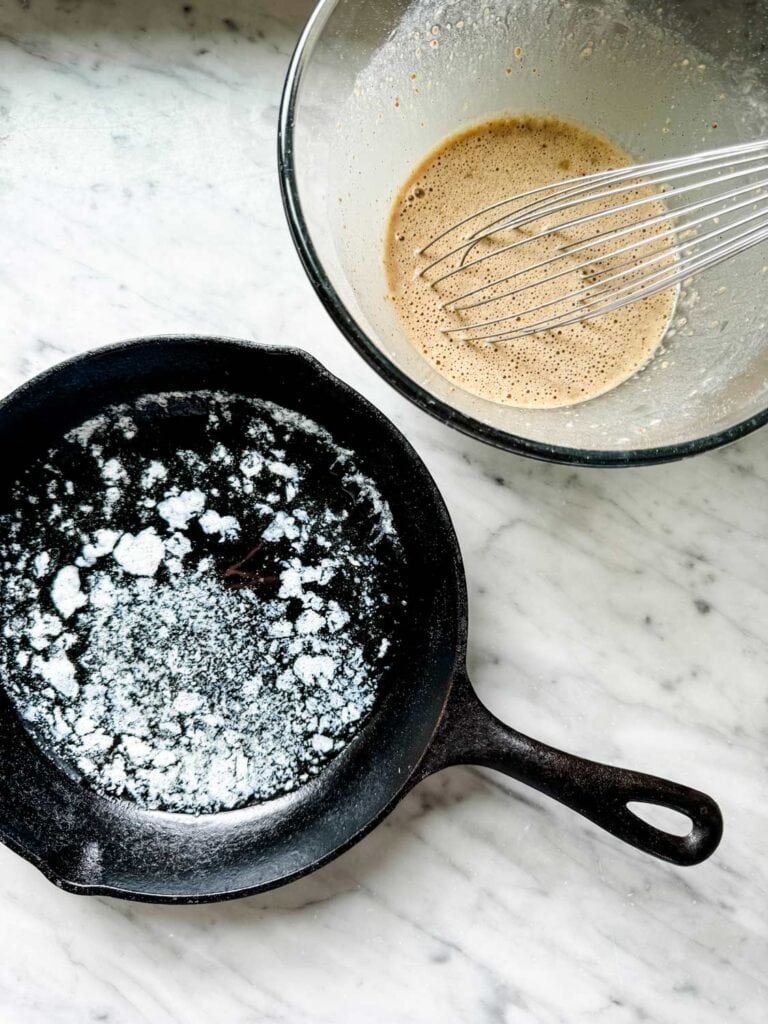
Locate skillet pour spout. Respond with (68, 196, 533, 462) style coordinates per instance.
(0, 337, 722, 903)
(417, 672, 722, 867)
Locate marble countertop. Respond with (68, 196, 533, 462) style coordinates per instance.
(0, 2, 765, 1022)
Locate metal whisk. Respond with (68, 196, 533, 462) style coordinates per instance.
(418, 139, 768, 342)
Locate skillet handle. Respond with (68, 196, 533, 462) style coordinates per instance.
(418, 674, 722, 866)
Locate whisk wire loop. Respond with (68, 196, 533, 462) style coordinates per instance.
(419, 139, 768, 341)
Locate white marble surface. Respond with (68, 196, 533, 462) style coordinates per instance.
(0, 1, 766, 1021)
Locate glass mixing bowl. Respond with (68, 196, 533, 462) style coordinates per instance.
(279, 0, 768, 465)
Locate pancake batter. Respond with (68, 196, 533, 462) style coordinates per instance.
(385, 115, 676, 408)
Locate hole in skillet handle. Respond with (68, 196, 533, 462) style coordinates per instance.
(418, 673, 723, 867)
(626, 801, 693, 837)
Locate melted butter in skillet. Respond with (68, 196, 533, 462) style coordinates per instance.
(384, 115, 676, 408)
(0, 392, 407, 814)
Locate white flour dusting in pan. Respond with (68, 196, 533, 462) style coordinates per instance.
(0, 392, 405, 814)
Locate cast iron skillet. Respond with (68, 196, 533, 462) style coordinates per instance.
(0, 337, 722, 903)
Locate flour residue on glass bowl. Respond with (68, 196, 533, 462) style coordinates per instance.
(0, 391, 406, 814)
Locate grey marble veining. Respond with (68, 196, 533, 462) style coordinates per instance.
(0, 1, 765, 1022)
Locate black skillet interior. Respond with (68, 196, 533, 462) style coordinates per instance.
(0, 336, 463, 902)
(0, 337, 723, 903)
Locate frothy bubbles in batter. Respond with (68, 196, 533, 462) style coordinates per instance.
(385, 115, 676, 409)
